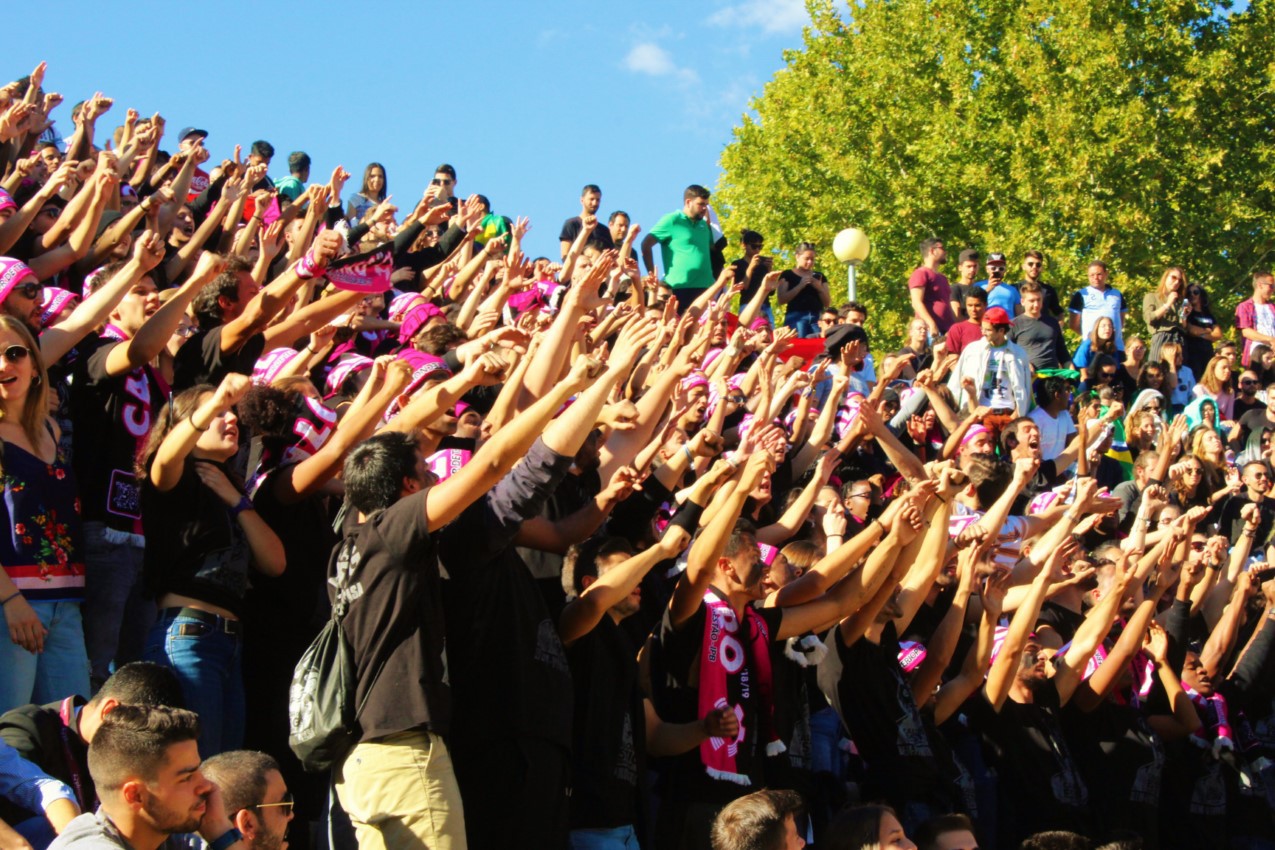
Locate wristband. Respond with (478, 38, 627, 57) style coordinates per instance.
(208, 828, 242, 850)
(872, 518, 886, 535)
(230, 496, 254, 517)
(669, 500, 706, 535)
(683, 445, 695, 464)
(294, 248, 324, 280)
(0, 591, 21, 607)
(189, 413, 211, 432)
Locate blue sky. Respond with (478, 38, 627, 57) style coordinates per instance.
(6, 0, 812, 261)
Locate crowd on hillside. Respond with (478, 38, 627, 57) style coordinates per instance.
(0, 62, 1272, 850)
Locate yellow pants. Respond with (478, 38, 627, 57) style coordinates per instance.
(334, 729, 467, 850)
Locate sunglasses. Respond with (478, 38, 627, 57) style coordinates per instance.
(0, 344, 30, 364)
(252, 791, 294, 813)
(431, 178, 454, 186)
(1025, 261, 1041, 267)
(12, 282, 42, 300)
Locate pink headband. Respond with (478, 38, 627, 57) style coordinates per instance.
(758, 543, 778, 567)
(0, 257, 38, 303)
(385, 349, 453, 420)
(681, 371, 709, 394)
(39, 287, 77, 326)
(960, 424, 991, 448)
(387, 291, 425, 322)
(398, 302, 445, 344)
(324, 354, 374, 398)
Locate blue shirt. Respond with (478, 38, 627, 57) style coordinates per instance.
(0, 738, 75, 816)
(977, 279, 1021, 314)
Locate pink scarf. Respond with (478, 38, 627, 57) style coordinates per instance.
(698, 591, 784, 785)
(1183, 683, 1234, 754)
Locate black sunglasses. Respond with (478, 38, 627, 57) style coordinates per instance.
(0, 344, 30, 364)
(12, 282, 42, 300)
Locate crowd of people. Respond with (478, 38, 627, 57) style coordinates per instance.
(0, 62, 1272, 850)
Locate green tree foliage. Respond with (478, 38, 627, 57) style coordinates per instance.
(717, 0, 1275, 349)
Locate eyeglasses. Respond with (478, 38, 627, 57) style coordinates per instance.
(846, 491, 872, 500)
(12, 282, 42, 300)
(0, 344, 30, 364)
(253, 792, 294, 813)
(174, 325, 197, 339)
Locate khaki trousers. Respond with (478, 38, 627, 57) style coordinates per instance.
(334, 729, 467, 850)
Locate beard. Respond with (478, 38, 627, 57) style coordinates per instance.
(141, 791, 205, 836)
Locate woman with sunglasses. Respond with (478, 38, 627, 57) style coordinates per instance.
(1182, 280, 1222, 379)
(1144, 267, 1189, 363)
(138, 373, 285, 757)
(0, 316, 91, 713)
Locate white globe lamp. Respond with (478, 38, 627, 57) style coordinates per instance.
(832, 228, 871, 301)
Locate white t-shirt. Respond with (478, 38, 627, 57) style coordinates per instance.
(1029, 406, 1076, 462)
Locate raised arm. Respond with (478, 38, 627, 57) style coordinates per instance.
(149, 374, 250, 492)
(984, 540, 1065, 711)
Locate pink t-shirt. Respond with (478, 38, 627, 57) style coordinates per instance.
(908, 267, 956, 333)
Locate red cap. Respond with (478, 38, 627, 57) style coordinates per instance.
(983, 306, 1012, 326)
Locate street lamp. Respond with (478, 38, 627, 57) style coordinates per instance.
(832, 228, 871, 302)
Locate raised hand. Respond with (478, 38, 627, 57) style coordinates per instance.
(133, 230, 165, 272)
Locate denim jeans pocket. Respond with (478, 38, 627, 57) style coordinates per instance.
(169, 619, 212, 640)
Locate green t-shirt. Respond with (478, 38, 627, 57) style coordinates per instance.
(273, 174, 305, 202)
(649, 211, 713, 290)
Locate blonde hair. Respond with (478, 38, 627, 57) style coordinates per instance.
(0, 316, 50, 467)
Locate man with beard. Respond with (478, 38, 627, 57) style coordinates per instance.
(908, 238, 955, 340)
(48, 706, 243, 850)
(201, 752, 294, 850)
(1015, 250, 1064, 318)
(558, 184, 613, 259)
(642, 185, 714, 313)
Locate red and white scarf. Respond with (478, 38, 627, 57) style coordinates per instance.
(698, 591, 784, 785)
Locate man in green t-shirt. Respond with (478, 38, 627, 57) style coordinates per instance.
(642, 184, 713, 312)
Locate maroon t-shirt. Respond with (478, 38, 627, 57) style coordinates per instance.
(908, 267, 956, 333)
(945, 320, 984, 356)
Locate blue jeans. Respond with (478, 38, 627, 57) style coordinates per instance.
(808, 705, 846, 779)
(143, 609, 244, 757)
(0, 600, 91, 713)
(785, 310, 820, 338)
(569, 825, 640, 850)
(81, 523, 155, 691)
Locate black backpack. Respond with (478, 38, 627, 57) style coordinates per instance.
(288, 534, 377, 772)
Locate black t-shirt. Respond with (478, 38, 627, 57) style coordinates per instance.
(816, 622, 947, 809)
(1234, 395, 1264, 422)
(650, 597, 785, 803)
(559, 217, 615, 250)
(141, 457, 251, 616)
(438, 439, 577, 749)
(779, 270, 826, 315)
(330, 490, 450, 741)
(567, 615, 643, 830)
(1062, 698, 1165, 842)
(967, 679, 1091, 843)
(70, 336, 167, 534)
(1010, 314, 1069, 370)
(1016, 280, 1065, 318)
(731, 257, 771, 304)
(1216, 493, 1275, 545)
(172, 325, 267, 391)
(1184, 311, 1218, 378)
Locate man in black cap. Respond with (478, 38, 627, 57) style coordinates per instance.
(977, 252, 1020, 316)
(176, 127, 209, 202)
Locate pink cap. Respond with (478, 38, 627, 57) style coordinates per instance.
(681, 371, 709, 393)
(385, 350, 453, 420)
(758, 542, 779, 567)
(0, 189, 15, 215)
(39, 287, 78, 326)
(0, 257, 38, 303)
(398, 302, 445, 344)
(252, 348, 302, 386)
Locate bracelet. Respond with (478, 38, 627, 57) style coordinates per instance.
(208, 828, 243, 850)
(683, 445, 695, 464)
(872, 519, 886, 535)
(230, 496, 254, 517)
(0, 591, 21, 607)
(189, 413, 210, 432)
(935, 494, 948, 503)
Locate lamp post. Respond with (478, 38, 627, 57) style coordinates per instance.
(832, 228, 871, 302)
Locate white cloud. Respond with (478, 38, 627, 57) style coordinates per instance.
(708, 0, 808, 35)
(622, 42, 699, 84)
